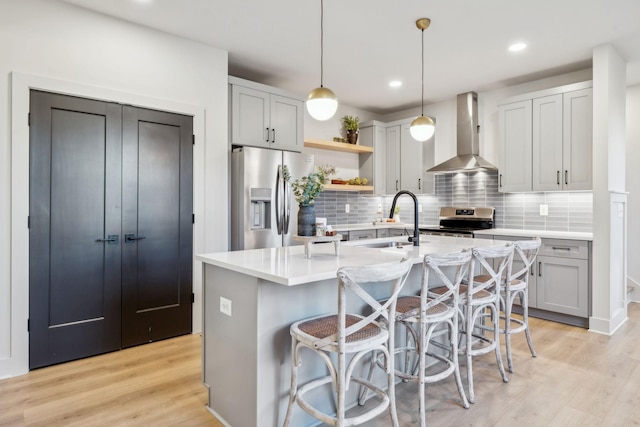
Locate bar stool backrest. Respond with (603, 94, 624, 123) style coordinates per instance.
(423, 250, 472, 314)
(469, 244, 514, 296)
(314, 258, 413, 350)
(511, 238, 542, 282)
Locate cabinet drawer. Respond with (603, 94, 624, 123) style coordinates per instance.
(376, 228, 390, 238)
(348, 229, 377, 240)
(539, 239, 588, 260)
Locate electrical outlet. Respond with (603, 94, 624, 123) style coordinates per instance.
(345, 204, 350, 213)
(539, 204, 548, 216)
(377, 204, 382, 214)
(418, 204, 423, 213)
(220, 296, 232, 316)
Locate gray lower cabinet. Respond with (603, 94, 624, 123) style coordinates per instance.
(493, 235, 591, 326)
(347, 229, 377, 240)
(535, 239, 589, 317)
(376, 228, 390, 238)
(389, 228, 413, 237)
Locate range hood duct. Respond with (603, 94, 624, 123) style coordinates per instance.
(427, 91, 497, 173)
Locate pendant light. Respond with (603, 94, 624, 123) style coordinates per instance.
(306, 0, 338, 121)
(410, 18, 435, 142)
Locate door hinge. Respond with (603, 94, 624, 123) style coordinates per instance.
(192, 213, 195, 224)
(191, 293, 195, 303)
(192, 135, 195, 145)
(27, 318, 30, 332)
(27, 216, 30, 229)
(28, 112, 31, 127)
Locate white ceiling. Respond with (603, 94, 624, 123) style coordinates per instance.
(62, 0, 640, 115)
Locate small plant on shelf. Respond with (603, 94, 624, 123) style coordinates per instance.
(341, 115, 360, 132)
(341, 115, 360, 144)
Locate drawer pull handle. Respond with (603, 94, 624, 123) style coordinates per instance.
(551, 246, 571, 251)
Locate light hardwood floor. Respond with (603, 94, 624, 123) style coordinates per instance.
(1, 305, 640, 426)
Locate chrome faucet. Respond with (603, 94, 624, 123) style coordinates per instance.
(389, 190, 420, 246)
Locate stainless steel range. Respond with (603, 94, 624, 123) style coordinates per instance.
(420, 207, 495, 238)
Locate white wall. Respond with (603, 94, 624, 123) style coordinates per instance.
(625, 85, 640, 290)
(0, 0, 228, 378)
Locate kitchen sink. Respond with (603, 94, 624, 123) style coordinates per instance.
(357, 241, 415, 249)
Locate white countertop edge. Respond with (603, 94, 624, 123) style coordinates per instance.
(473, 228, 593, 241)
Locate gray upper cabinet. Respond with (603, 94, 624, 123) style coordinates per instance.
(498, 100, 532, 192)
(385, 121, 435, 195)
(385, 125, 401, 193)
(498, 81, 592, 192)
(562, 88, 593, 190)
(359, 121, 387, 195)
(229, 77, 303, 152)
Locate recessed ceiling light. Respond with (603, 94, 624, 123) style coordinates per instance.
(389, 80, 402, 88)
(508, 42, 527, 52)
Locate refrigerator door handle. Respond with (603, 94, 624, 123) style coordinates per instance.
(275, 165, 283, 235)
(283, 178, 291, 234)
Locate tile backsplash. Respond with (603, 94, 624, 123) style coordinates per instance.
(314, 170, 592, 232)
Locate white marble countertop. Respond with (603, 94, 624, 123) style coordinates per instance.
(473, 228, 593, 241)
(196, 235, 502, 286)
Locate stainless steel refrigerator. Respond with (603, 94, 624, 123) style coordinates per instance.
(231, 146, 315, 250)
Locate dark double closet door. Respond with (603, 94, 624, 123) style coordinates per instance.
(29, 91, 193, 369)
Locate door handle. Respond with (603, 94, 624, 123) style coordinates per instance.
(96, 234, 119, 244)
(557, 171, 560, 185)
(418, 178, 421, 190)
(565, 170, 568, 185)
(396, 180, 399, 191)
(265, 128, 270, 142)
(125, 234, 146, 243)
(499, 174, 503, 188)
(271, 128, 276, 143)
(538, 261, 542, 277)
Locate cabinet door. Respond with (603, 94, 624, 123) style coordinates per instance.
(270, 94, 303, 152)
(386, 125, 401, 194)
(421, 134, 435, 195)
(536, 256, 588, 317)
(498, 100, 532, 192)
(230, 85, 270, 148)
(563, 88, 592, 190)
(400, 123, 423, 193)
(532, 94, 563, 191)
(359, 124, 386, 195)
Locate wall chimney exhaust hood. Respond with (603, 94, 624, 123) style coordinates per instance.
(427, 92, 497, 173)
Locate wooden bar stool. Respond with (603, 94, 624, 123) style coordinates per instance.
(459, 244, 513, 403)
(282, 258, 413, 427)
(501, 238, 541, 373)
(389, 250, 472, 427)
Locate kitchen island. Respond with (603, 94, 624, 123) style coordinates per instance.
(196, 235, 503, 427)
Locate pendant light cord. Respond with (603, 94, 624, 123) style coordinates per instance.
(421, 27, 424, 116)
(320, 0, 324, 88)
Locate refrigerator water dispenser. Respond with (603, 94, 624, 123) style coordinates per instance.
(250, 188, 271, 230)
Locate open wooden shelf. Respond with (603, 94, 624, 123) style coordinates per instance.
(304, 138, 374, 154)
(323, 183, 374, 192)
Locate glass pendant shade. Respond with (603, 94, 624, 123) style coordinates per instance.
(306, 86, 338, 121)
(410, 115, 435, 141)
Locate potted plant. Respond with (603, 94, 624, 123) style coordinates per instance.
(341, 115, 360, 145)
(288, 165, 334, 236)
